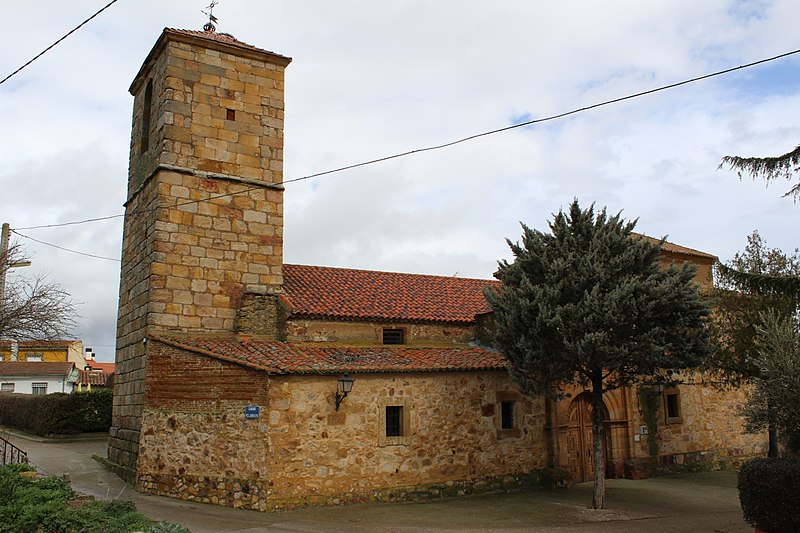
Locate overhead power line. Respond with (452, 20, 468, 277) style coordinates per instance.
(11, 229, 121, 262)
(0, 0, 121, 86)
(10, 46, 800, 259)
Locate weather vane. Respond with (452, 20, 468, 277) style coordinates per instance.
(202, 1, 219, 32)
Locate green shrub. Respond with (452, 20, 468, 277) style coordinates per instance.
(0, 388, 112, 436)
(0, 464, 189, 533)
(739, 458, 800, 533)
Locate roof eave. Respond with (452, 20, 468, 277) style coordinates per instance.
(130, 28, 292, 95)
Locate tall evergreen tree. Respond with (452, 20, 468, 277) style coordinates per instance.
(485, 200, 710, 509)
(708, 231, 800, 456)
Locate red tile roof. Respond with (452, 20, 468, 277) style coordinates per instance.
(151, 335, 507, 375)
(85, 362, 115, 374)
(282, 264, 498, 324)
(76, 370, 108, 386)
(634, 234, 717, 261)
(164, 28, 291, 63)
(0, 362, 75, 377)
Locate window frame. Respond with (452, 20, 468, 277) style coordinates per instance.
(31, 382, 48, 395)
(663, 387, 682, 424)
(495, 391, 524, 439)
(382, 328, 406, 345)
(25, 353, 43, 362)
(0, 383, 14, 393)
(378, 397, 411, 446)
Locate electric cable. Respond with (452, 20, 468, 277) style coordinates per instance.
(0, 0, 121, 86)
(9, 46, 800, 260)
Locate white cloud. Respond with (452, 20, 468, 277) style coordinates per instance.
(1, 0, 799, 360)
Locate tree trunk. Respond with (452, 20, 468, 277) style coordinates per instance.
(545, 396, 556, 468)
(768, 420, 779, 458)
(768, 398, 778, 458)
(590, 374, 606, 509)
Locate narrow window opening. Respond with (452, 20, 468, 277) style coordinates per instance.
(26, 353, 43, 362)
(385, 406, 403, 437)
(382, 328, 405, 345)
(140, 79, 153, 154)
(666, 392, 680, 420)
(226, 108, 236, 121)
(501, 401, 515, 429)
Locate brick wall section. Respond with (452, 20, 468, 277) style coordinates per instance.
(136, 340, 548, 510)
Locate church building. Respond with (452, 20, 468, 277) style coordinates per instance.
(106, 27, 766, 511)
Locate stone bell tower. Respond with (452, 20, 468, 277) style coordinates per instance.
(108, 27, 291, 475)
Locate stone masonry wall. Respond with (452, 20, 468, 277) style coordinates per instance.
(284, 319, 475, 344)
(630, 380, 767, 467)
(265, 372, 546, 502)
(109, 174, 159, 474)
(128, 36, 290, 191)
(111, 30, 290, 474)
(147, 170, 283, 329)
(136, 340, 547, 510)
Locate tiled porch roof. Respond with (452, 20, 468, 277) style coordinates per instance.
(150, 334, 507, 375)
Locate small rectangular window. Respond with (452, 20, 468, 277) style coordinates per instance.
(1, 383, 14, 392)
(226, 108, 236, 121)
(501, 401, 515, 429)
(664, 388, 681, 423)
(382, 328, 405, 345)
(32, 383, 47, 395)
(26, 353, 43, 362)
(385, 406, 403, 437)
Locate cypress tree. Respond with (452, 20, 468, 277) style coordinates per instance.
(485, 199, 710, 509)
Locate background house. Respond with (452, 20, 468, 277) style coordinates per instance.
(0, 361, 77, 394)
(0, 340, 85, 364)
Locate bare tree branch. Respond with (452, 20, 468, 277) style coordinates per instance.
(0, 241, 79, 340)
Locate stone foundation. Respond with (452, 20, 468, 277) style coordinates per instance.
(137, 470, 550, 511)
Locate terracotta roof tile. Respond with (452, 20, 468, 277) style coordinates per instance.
(633, 233, 717, 260)
(151, 335, 507, 375)
(76, 370, 109, 386)
(163, 28, 290, 61)
(282, 264, 498, 324)
(0, 362, 75, 377)
(85, 362, 115, 374)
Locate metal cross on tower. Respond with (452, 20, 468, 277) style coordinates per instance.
(202, 1, 220, 32)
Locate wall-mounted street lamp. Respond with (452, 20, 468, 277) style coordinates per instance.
(335, 373, 355, 411)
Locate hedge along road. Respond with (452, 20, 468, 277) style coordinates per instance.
(10, 431, 752, 533)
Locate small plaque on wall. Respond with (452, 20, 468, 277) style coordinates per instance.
(245, 406, 260, 419)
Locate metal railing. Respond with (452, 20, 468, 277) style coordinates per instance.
(1, 435, 28, 466)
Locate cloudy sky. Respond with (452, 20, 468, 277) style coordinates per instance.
(2, 1, 799, 362)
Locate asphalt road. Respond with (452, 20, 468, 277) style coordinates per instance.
(7, 431, 752, 533)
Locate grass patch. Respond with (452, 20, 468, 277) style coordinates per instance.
(0, 463, 189, 533)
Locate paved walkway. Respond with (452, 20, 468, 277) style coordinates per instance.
(7, 430, 752, 533)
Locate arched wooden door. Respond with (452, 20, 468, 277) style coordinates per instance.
(564, 392, 611, 483)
